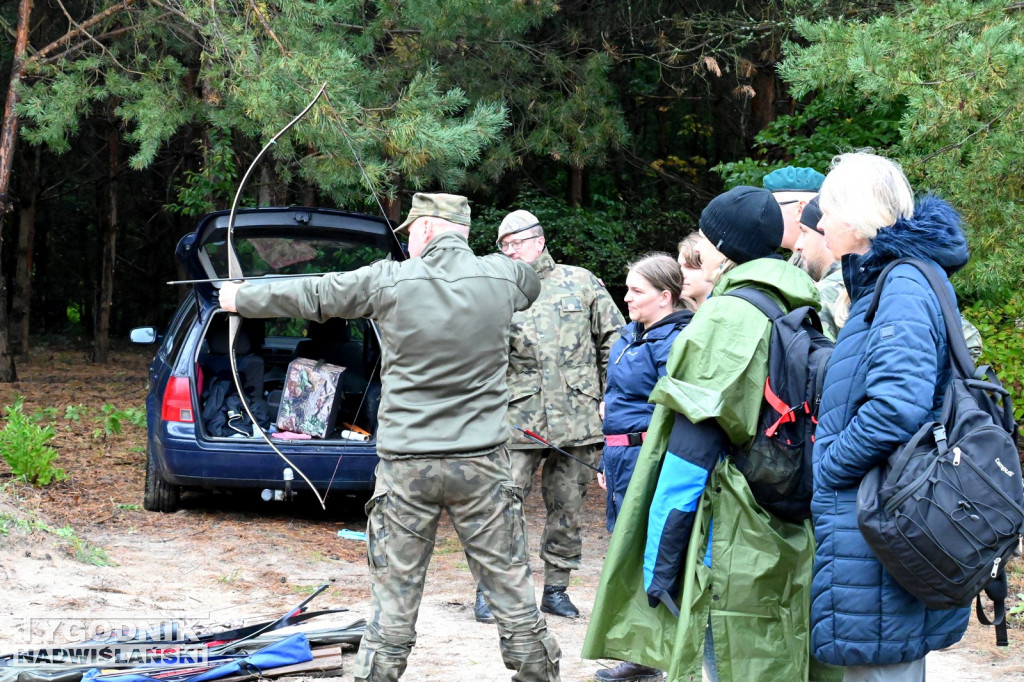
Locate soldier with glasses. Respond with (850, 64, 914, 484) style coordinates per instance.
(471, 209, 622, 625)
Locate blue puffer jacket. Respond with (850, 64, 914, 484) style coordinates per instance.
(601, 310, 692, 530)
(810, 196, 972, 666)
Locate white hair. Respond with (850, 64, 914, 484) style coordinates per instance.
(818, 151, 915, 241)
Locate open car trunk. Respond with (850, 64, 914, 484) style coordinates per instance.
(195, 312, 382, 444)
(177, 206, 401, 447)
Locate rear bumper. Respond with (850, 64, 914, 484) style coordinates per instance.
(151, 421, 378, 491)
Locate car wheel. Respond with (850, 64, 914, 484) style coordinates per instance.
(143, 447, 180, 513)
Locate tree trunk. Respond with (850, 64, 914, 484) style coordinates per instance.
(12, 145, 40, 356)
(381, 172, 402, 223)
(0, 0, 32, 215)
(566, 164, 583, 208)
(0, 0, 33, 381)
(258, 164, 273, 206)
(93, 125, 118, 364)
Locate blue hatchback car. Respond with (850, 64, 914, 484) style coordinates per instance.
(131, 207, 404, 512)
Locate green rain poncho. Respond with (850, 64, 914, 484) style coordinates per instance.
(582, 258, 841, 682)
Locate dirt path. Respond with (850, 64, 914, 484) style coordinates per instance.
(1, 346, 1023, 681)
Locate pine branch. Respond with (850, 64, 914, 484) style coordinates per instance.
(32, 0, 135, 62)
(248, 0, 288, 56)
(918, 105, 1014, 163)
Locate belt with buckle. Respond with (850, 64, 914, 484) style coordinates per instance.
(605, 432, 646, 447)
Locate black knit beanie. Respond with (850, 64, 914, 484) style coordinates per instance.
(698, 186, 784, 264)
(800, 195, 824, 234)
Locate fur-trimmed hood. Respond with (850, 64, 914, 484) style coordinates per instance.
(844, 195, 969, 302)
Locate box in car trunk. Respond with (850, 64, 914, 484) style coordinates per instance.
(276, 358, 345, 438)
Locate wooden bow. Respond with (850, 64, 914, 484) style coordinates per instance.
(225, 83, 328, 509)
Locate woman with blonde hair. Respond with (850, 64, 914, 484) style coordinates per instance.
(676, 234, 713, 311)
(810, 152, 971, 681)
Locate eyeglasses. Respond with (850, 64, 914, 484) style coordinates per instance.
(776, 199, 801, 206)
(497, 235, 541, 253)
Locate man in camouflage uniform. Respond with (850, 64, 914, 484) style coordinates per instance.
(763, 166, 826, 270)
(478, 209, 623, 622)
(796, 196, 983, 356)
(220, 194, 560, 682)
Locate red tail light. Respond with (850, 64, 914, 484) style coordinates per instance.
(161, 376, 195, 423)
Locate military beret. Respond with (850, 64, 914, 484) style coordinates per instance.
(762, 166, 825, 193)
(497, 210, 542, 242)
(395, 193, 472, 234)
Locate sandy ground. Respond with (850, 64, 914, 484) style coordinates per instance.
(1, 345, 1023, 681)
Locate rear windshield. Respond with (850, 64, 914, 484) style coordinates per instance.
(202, 233, 391, 279)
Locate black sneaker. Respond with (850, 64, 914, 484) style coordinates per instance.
(593, 661, 664, 681)
(474, 589, 495, 624)
(540, 585, 580, 618)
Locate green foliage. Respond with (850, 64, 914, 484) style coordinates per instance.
(167, 128, 239, 217)
(966, 297, 1024, 421)
(0, 397, 67, 486)
(714, 93, 904, 188)
(17, 0, 535, 209)
(93, 404, 146, 438)
(41, 522, 115, 566)
(32, 407, 60, 422)
(779, 0, 1024, 301)
(64, 405, 85, 422)
(471, 192, 695, 296)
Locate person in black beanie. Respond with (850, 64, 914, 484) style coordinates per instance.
(583, 184, 837, 682)
(696, 185, 784, 272)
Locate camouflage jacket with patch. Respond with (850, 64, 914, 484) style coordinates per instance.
(507, 250, 624, 448)
(817, 261, 846, 341)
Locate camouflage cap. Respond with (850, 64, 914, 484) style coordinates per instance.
(395, 192, 472, 234)
(762, 166, 825, 193)
(497, 210, 542, 242)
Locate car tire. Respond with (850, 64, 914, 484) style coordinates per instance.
(143, 447, 180, 513)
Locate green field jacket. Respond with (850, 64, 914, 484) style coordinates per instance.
(236, 231, 540, 458)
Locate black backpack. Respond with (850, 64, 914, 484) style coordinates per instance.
(725, 288, 835, 523)
(856, 258, 1023, 645)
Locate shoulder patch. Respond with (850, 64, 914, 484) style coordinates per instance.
(560, 297, 584, 313)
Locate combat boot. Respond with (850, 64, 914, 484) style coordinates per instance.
(474, 588, 495, 623)
(540, 585, 579, 618)
(593, 661, 663, 681)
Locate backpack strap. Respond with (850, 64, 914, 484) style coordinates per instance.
(864, 257, 976, 381)
(725, 287, 828, 332)
(976, 572, 1009, 647)
(725, 288, 785, 321)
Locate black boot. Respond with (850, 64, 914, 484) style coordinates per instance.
(541, 585, 579, 618)
(593, 661, 664, 681)
(474, 588, 495, 624)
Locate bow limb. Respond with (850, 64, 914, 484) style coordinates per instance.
(225, 83, 329, 510)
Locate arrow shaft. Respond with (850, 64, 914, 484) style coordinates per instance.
(513, 426, 601, 472)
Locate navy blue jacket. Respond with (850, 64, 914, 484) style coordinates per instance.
(601, 310, 691, 530)
(810, 196, 972, 666)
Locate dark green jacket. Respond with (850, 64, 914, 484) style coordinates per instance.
(583, 258, 841, 682)
(236, 231, 540, 458)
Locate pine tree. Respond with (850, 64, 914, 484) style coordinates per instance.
(779, 0, 1024, 300)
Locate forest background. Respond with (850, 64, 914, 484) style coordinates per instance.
(0, 0, 1022, 411)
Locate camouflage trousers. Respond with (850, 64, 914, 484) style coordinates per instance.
(510, 444, 600, 586)
(352, 448, 561, 682)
